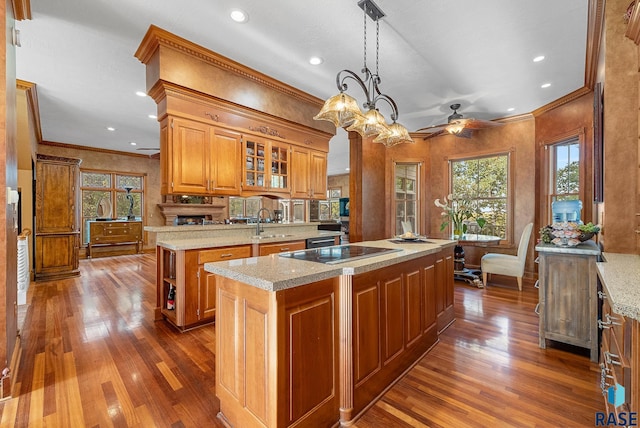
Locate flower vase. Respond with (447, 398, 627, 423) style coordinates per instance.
(453, 222, 463, 238)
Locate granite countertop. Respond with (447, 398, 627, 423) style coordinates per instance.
(535, 240, 601, 255)
(157, 230, 341, 251)
(596, 252, 640, 322)
(203, 239, 457, 292)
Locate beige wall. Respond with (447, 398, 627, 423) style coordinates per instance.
(328, 174, 349, 198)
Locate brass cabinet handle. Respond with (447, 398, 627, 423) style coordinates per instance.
(220, 253, 234, 258)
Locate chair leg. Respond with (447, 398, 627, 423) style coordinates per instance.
(482, 272, 488, 288)
(517, 276, 522, 291)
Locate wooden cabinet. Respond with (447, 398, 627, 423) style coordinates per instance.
(291, 146, 328, 199)
(258, 239, 305, 256)
(536, 242, 600, 362)
(157, 244, 251, 330)
(242, 136, 290, 196)
(162, 117, 241, 195)
(35, 154, 81, 281)
(86, 220, 142, 258)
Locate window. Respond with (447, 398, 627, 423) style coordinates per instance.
(229, 197, 261, 218)
(328, 188, 341, 221)
(549, 139, 580, 202)
(394, 163, 419, 235)
(80, 170, 144, 244)
(450, 154, 509, 239)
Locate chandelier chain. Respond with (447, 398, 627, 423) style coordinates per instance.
(363, 5, 367, 71)
(376, 20, 380, 76)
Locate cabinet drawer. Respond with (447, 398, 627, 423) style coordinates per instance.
(198, 245, 251, 263)
(258, 240, 306, 256)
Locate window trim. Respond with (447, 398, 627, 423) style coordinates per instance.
(540, 128, 587, 226)
(446, 149, 514, 245)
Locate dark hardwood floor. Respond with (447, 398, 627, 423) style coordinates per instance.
(0, 254, 603, 427)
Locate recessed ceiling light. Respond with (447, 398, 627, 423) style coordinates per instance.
(345, 167, 350, 171)
(148, 114, 157, 119)
(130, 142, 137, 146)
(533, 55, 545, 62)
(230, 9, 248, 23)
(136, 91, 147, 97)
(507, 107, 515, 112)
(309, 56, 324, 65)
(106, 126, 116, 131)
(541, 83, 551, 88)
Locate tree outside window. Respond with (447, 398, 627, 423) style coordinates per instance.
(551, 140, 580, 202)
(451, 154, 509, 239)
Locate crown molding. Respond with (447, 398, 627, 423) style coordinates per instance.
(135, 25, 325, 108)
(17, 79, 42, 142)
(12, 0, 31, 20)
(39, 141, 158, 159)
(585, 0, 605, 88)
(531, 86, 592, 117)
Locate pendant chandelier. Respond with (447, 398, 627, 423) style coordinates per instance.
(313, 0, 414, 147)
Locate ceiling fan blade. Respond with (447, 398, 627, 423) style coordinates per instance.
(454, 128, 474, 138)
(421, 130, 447, 140)
(458, 118, 503, 130)
(136, 147, 160, 151)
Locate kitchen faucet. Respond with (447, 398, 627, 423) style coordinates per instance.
(255, 208, 272, 235)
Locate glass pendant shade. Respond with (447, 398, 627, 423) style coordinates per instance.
(346, 108, 389, 137)
(313, 92, 363, 128)
(373, 122, 414, 147)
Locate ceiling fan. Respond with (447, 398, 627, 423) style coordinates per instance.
(416, 103, 502, 139)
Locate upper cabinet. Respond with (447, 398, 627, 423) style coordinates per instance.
(292, 146, 327, 199)
(162, 117, 241, 196)
(242, 137, 290, 196)
(136, 26, 333, 199)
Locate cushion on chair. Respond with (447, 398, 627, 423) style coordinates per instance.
(481, 253, 523, 277)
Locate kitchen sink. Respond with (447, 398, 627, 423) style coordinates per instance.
(251, 234, 293, 240)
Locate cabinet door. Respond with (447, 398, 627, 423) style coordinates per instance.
(198, 266, 217, 320)
(269, 140, 290, 194)
(543, 254, 592, 345)
(36, 160, 78, 233)
(291, 146, 311, 198)
(211, 128, 242, 194)
(243, 137, 268, 191)
(310, 150, 328, 199)
(35, 234, 79, 276)
(170, 118, 210, 195)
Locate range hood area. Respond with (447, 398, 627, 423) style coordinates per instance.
(158, 201, 227, 225)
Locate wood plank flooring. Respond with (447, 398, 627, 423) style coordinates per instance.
(0, 254, 603, 427)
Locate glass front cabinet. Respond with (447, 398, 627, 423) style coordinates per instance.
(243, 137, 290, 196)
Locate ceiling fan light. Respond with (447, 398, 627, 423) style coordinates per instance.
(313, 92, 363, 128)
(347, 108, 388, 137)
(373, 122, 414, 147)
(446, 122, 465, 135)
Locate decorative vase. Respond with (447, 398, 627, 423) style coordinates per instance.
(453, 221, 464, 238)
(124, 186, 135, 220)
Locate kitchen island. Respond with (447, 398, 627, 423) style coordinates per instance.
(205, 238, 456, 428)
(149, 222, 341, 330)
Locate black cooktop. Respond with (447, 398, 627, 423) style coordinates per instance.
(279, 245, 401, 265)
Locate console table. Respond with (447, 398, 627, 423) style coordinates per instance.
(86, 220, 143, 258)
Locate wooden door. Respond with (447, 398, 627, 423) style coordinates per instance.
(310, 150, 328, 199)
(171, 117, 210, 195)
(211, 128, 241, 195)
(291, 146, 311, 198)
(36, 160, 78, 233)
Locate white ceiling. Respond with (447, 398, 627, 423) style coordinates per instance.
(15, 0, 588, 176)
